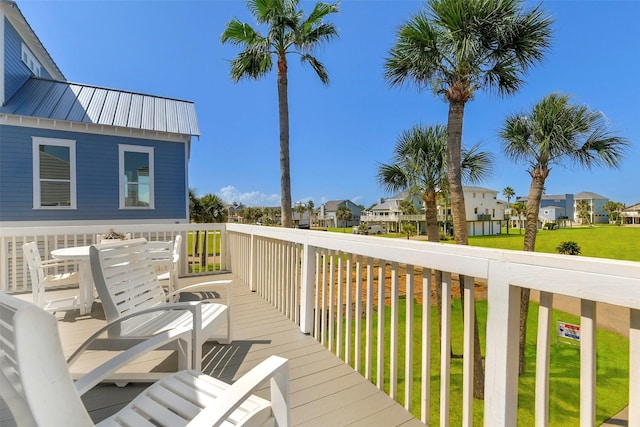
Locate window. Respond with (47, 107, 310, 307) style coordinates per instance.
(32, 137, 76, 209)
(119, 145, 154, 209)
(21, 43, 42, 77)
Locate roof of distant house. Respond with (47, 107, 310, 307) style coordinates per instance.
(323, 200, 358, 211)
(1, 78, 200, 136)
(575, 191, 608, 200)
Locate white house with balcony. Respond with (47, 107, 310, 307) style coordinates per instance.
(361, 187, 504, 237)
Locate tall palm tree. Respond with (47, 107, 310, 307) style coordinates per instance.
(221, 0, 339, 228)
(500, 92, 628, 374)
(503, 186, 515, 233)
(377, 124, 493, 396)
(385, 0, 553, 246)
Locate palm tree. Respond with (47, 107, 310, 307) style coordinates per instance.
(336, 205, 352, 231)
(576, 199, 592, 225)
(603, 200, 623, 224)
(221, 0, 339, 228)
(377, 124, 493, 396)
(503, 186, 515, 233)
(294, 203, 306, 225)
(385, 0, 553, 247)
(307, 200, 315, 227)
(377, 124, 493, 242)
(511, 201, 527, 233)
(500, 92, 628, 374)
(200, 194, 227, 223)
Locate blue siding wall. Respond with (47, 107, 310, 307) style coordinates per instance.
(0, 125, 187, 222)
(4, 18, 52, 102)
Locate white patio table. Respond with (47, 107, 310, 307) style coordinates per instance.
(50, 245, 93, 315)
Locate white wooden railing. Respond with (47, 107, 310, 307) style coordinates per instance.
(0, 223, 227, 292)
(226, 223, 640, 426)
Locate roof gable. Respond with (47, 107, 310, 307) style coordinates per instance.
(1, 0, 65, 80)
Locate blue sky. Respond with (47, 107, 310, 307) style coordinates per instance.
(21, 0, 640, 207)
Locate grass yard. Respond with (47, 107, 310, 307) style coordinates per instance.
(332, 298, 629, 426)
(468, 225, 640, 262)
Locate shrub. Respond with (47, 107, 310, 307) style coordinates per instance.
(556, 240, 581, 255)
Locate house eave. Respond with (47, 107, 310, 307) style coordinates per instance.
(0, 113, 192, 143)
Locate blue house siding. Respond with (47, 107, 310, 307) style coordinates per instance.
(0, 124, 187, 222)
(3, 18, 52, 103)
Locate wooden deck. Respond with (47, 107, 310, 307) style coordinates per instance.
(2, 273, 425, 427)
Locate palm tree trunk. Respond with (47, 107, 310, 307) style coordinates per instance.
(277, 53, 293, 228)
(519, 170, 548, 375)
(446, 100, 484, 397)
(446, 101, 468, 245)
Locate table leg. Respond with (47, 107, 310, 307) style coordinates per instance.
(78, 260, 94, 315)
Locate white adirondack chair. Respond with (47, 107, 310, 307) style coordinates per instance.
(87, 238, 232, 375)
(22, 241, 82, 313)
(0, 292, 291, 427)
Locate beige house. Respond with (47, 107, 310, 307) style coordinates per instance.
(621, 202, 640, 225)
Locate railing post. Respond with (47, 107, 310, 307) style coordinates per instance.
(249, 233, 257, 291)
(484, 259, 520, 426)
(299, 243, 316, 334)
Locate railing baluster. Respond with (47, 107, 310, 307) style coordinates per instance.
(440, 270, 452, 427)
(345, 255, 353, 365)
(462, 274, 474, 427)
(390, 261, 399, 400)
(377, 262, 385, 390)
(535, 291, 553, 427)
(421, 268, 431, 424)
(337, 252, 344, 357)
(631, 308, 640, 425)
(405, 265, 414, 411)
(365, 257, 373, 381)
(354, 255, 363, 373)
(580, 299, 597, 427)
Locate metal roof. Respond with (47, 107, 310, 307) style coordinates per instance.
(1, 78, 200, 136)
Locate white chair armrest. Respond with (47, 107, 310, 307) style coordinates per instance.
(67, 302, 203, 367)
(165, 280, 232, 302)
(188, 356, 290, 427)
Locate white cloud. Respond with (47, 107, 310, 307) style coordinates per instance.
(219, 186, 280, 207)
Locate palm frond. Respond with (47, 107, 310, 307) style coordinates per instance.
(300, 54, 329, 84)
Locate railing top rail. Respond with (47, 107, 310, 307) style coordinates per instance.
(0, 223, 225, 237)
(226, 223, 640, 310)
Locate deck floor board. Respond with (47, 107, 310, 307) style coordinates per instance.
(3, 273, 424, 426)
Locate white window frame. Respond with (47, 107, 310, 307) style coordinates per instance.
(32, 137, 76, 209)
(119, 144, 155, 209)
(21, 43, 42, 77)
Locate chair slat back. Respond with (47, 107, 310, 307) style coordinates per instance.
(0, 293, 93, 426)
(90, 238, 168, 336)
(22, 242, 45, 287)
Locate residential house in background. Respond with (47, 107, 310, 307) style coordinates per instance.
(574, 191, 609, 224)
(361, 187, 504, 237)
(621, 202, 640, 225)
(360, 192, 423, 233)
(0, 0, 199, 226)
(317, 200, 361, 228)
(463, 186, 505, 236)
(513, 193, 575, 229)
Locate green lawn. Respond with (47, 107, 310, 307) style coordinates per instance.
(469, 225, 640, 262)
